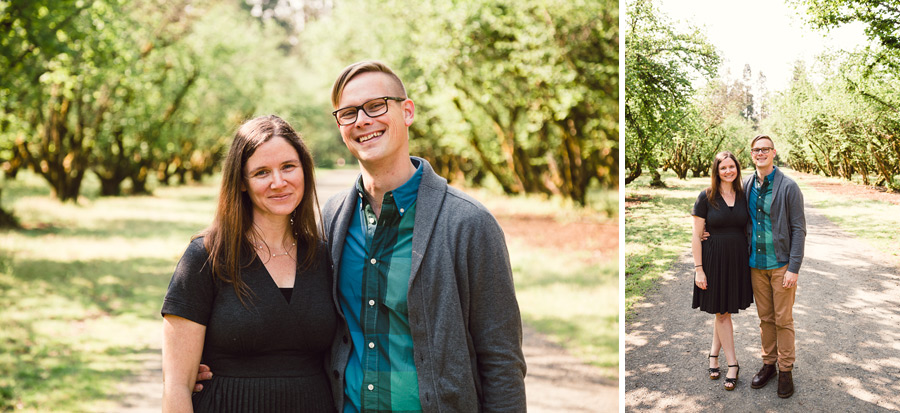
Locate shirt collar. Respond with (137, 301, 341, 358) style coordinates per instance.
(755, 166, 777, 183)
(354, 157, 424, 216)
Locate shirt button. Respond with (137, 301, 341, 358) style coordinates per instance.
(370, 258, 376, 265)
(368, 384, 374, 391)
(369, 299, 375, 306)
(399, 208, 405, 213)
(368, 217, 374, 224)
(369, 342, 375, 349)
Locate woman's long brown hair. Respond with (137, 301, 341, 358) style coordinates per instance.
(706, 151, 744, 209)
(196, 115, 321, 306)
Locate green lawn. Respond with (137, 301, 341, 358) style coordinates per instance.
(0, 172, 216, 411)
(468, 188, 619, 372)
(510, 241, 618, 370)
(624, 171, 708, 319)
(796, 179, 900, 266)
(0, 171, 618, 409)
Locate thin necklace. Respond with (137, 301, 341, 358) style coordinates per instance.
(254, 241, 296, 257)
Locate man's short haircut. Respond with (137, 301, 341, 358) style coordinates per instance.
(331, 60, 407, 108)
(751, 134, 774, 148)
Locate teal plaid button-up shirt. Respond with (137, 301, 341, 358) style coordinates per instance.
(338, 161, 424, 413)
(749, 168, 788, 270)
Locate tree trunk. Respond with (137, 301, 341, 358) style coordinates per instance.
(99, 175, 123, 196)
(0, 187, 19, 228)
(451, 97, 521, 194)
(650, 169, 666, 187)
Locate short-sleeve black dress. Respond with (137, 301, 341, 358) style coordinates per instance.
(691, 190, 753, 314)
(161, 237, 337, 412)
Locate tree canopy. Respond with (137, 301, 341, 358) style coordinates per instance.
(0, 0, 615, 222)
(626, 0, 900, 191)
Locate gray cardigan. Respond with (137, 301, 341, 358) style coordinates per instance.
(743, 167, 807, 273)
(323, 157, 527, 412)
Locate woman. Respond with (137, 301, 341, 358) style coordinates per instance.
(161, 115, 337, 411)
(691, 151, 753, 391)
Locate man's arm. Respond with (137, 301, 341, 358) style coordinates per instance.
(784, 182, 806, 286)
(465, 211, 527, 411)
(193, 364, 212, 392)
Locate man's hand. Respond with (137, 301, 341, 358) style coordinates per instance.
(783, 271, 798, 288)
(193, 364, 212, 392)
(700, 230, 710, 241)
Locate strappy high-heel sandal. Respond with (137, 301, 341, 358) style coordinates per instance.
(724, 364, 740, 391)
(708, 354, 720, 380)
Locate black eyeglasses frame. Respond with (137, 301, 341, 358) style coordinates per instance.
(332, 96, 406, 126)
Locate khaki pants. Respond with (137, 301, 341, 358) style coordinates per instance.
(750, 265, 796, 371)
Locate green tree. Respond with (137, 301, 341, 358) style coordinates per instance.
(794, 0, 900, 51)
(770, 52, 900, 189)
(624, 0, 719, 185)
(298, 0, 616, 205)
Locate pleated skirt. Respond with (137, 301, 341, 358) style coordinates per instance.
(192, 373, 335, 412)
(692, 232, 754, 314)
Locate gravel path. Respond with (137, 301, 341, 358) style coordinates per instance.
(109, 168, 616, 412)
(625, 203, 900, 411)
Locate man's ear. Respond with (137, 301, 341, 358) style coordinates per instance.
(402, 98, 415, 127)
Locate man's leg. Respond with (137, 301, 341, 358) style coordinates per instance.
(750, 268, 777, 364)
(769, 265, 796, 371)
(750, 268, 778, 389)
(770, 265, 796, 398)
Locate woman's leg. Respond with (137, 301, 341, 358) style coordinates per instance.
(709, 321, 722, 377)
(715, 313, 739, 388)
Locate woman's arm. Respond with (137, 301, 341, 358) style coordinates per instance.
(162, 314, 206, 413)
(691, 216, 708, 290)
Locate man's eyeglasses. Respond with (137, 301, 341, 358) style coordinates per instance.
(750, 147, 774, 155)
(332, 96, 406, 126)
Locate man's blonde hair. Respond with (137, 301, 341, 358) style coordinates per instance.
(751, 134, 774, 148)
(330, 60, 407, 108)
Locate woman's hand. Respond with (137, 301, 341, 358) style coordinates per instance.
(694, 270, 708, 290)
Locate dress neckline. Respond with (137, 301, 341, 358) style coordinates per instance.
(719, 192, 736, 208)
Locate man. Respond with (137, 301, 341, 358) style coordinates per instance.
(744, 134, 806, 399)
(322, 60, 526, 412)
(323, 60, 526, 412)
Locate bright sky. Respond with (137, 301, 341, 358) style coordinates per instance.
(656, 0, 872, 91)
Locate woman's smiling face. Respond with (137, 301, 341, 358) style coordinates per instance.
(718, 157, 738, 184)
(243, 136, 304, 221)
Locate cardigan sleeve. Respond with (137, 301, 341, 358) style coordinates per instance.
(461, 208, 527, 411)
(784, 180, 806, 274)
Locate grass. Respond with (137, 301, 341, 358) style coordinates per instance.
(796, 179, 900, 265)
(510, 244, 618, 370)
(0, 170, 618, 409)
(0, 172, 216, 412)
(469, 187, 619, 373)
(624, 171, 708, 320)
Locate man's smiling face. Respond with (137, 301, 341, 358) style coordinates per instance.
(335, 71, 414, 167)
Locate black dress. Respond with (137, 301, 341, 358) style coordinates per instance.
(161, 237, 337, 412)
(691, 190, 754, 314)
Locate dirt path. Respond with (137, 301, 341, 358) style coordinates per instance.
(625, 198, 900, 410)
(523, 324, 618, 412)
(110, 168, 617, 412)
